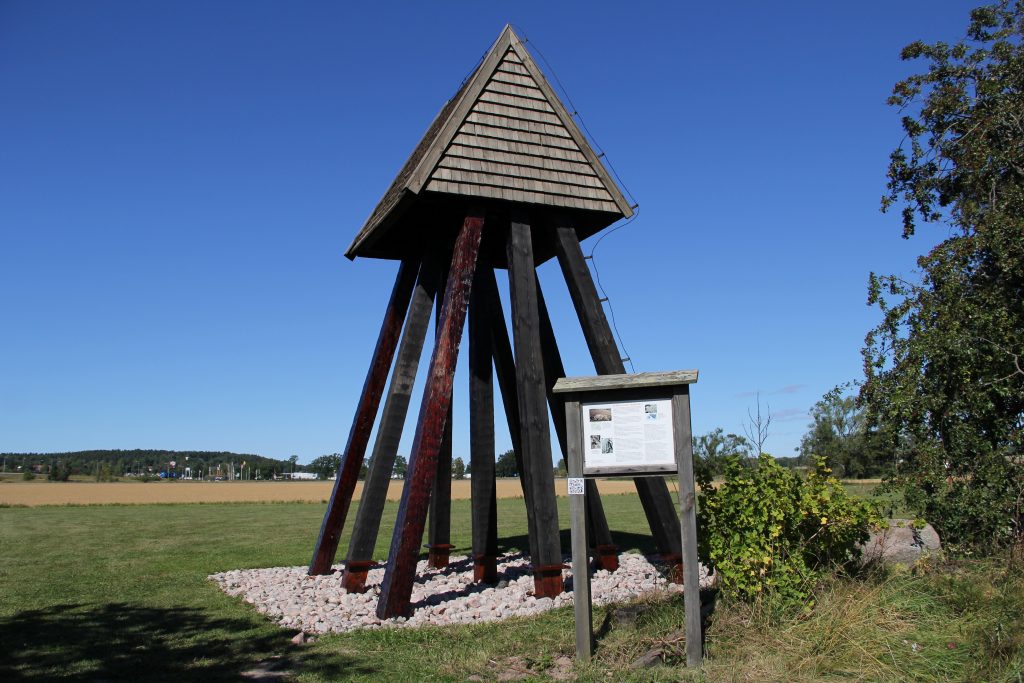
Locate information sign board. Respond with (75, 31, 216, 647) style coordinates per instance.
(580, 398, 676, 476)
(554, 369, 701, 668)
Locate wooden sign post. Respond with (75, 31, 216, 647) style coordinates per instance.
(554, 370, 702, 669)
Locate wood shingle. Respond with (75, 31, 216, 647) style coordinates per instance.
(346, 25, 632, 262)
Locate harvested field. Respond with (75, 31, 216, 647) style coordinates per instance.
(0, 478, 643, 507)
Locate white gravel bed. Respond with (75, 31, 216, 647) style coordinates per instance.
(210, 552, 712, 634)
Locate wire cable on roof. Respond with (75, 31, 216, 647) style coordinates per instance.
(511, 25, 639, 211)
(587, 209, 640, 374)
(512, 25, 641, 373)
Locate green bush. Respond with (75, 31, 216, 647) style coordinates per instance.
(697, 454, 878, 610)
(47, 464, 70, 482)
(21, 469, 34, 481)
(95, 463, 116, 482)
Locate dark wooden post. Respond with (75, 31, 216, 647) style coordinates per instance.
(507, 216, 564, 598)
(552, 225, 684, 575)
(309, 258, 418, 576)
(469, 268, 498, 582)
(340, 256, 439, 592)
(427, 408, 455, 567)
(534, 277, 619, 571)
(563, 397, 592, 661)
(671, 384, 703, 667)
(480, 268, 539, 558)
(377, 213, 485, 619)
(428, 264, 455, 568)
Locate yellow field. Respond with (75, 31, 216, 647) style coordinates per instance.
(0, 478, 643, 507)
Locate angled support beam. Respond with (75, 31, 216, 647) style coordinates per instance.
(535, 276, 618, 572)
(427, 417, 455, 566)
(508, 216, 564, 598)
(309, 258, 419, 576)
(480, 267, 539, 561)
(483, 271, 525, 488)
(552, 225, 684, 574)
(469, 268, 498, 583)
(428, 260, 455, 568)
(377, 213, 485, 619)
(340, 256, 440, 592)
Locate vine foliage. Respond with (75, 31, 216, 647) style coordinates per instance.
(697, 455, 877, 610)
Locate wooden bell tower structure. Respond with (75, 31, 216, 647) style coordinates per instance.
(308, 25, 683, 619)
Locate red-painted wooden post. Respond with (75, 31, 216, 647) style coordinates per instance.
(376, 213, 485, 619)
(309, 259, 418, 576)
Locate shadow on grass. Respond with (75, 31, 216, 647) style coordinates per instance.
(0, 602, 370, 682)
(593, 587, 720, 663)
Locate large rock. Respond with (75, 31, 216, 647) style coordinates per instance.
(861, 519, 941, 565)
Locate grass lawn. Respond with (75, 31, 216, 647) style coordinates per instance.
(2, 493, 1021, 681)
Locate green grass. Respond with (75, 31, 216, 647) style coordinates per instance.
(0, 494, 655, 681)
(581, 557, 1024, 682)
(841, 480, 912, 518)
(2, 493, 1021, 681)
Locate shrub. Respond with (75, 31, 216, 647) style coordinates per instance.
(697, 453, 878, 610)
(95, 464, 116, 482)
(47, 464, 70, 482)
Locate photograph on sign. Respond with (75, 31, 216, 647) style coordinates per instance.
(581, 398, 675, 474)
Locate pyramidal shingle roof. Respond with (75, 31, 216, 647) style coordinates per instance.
(346, 25, 633, 261)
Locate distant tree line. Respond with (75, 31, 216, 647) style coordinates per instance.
(3, 449, 298, 481)
(691, 384, 888, 480)
(307, 453, 469, 481)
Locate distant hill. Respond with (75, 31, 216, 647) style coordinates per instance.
(2, 449, 298, 478)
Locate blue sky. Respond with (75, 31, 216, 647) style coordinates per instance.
(0, 1, 977, 463)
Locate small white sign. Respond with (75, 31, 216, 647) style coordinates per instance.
(567, 478, 585, 495)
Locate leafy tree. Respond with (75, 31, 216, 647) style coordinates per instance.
(392, 455, 408, 479)
(309, 453, 341, 480)
(862, 1, 1024, 550)
(495, 450, 518, 478)
(47, 462, 69, 482)
(799, 385, 885, 478)
(451, 457, 466, 480)
(554, 457, 567, 477)
(94, 462, 115, 482)
(693, 428, 751, 478)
